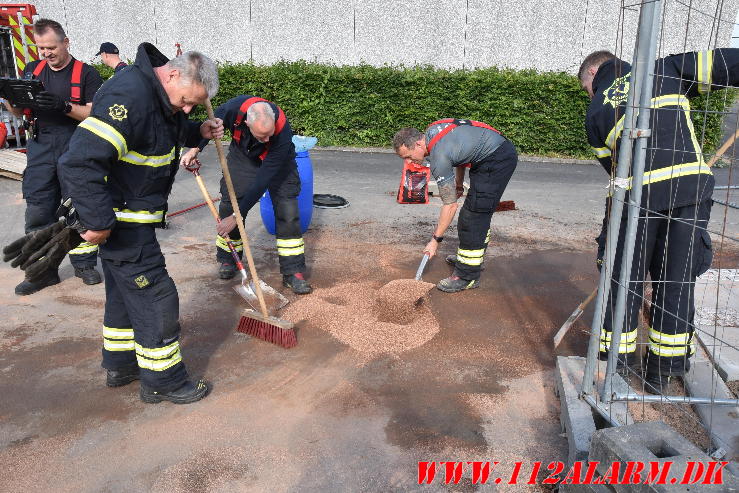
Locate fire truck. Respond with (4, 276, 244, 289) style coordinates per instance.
(0, 4, 37, 179)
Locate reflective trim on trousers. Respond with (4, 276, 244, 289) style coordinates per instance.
(216, 235, 243, 252)
(457, 247, 485, 266)
(135, 341, 182, 371)
(68, 241, 98, 255)
(276, 238, 304, 257)
(103, 326, 135, 352)
(113, 208, 164, 224)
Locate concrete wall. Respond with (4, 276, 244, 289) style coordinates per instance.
(34, 0, 739, 73)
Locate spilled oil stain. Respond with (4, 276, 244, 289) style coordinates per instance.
(56, 295, 104, 308)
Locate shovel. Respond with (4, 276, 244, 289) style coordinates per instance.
(191, 169, 288, 314)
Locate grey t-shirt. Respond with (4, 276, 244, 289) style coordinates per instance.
(425, 121, 505, 204)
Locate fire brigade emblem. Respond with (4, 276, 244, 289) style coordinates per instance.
(603, 74, 630, 109)
(109, 104, 128, 121)
(134, 275, 150, 288)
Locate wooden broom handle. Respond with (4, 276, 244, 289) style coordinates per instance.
(193, 173, 221, 222)
(707, 128, 739, 168)
(204, 99, 269, 317)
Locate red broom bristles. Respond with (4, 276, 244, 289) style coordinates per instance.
(236, 316, 297, 349)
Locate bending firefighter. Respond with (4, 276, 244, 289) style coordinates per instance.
(393, 120, 517, 293)
(579, 48, 739, 393)
(58, 44, 222, 403)
(181, 95, 312, 295)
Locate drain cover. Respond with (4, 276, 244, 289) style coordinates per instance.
(313, 194, 349, 209)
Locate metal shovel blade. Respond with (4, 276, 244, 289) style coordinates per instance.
(233, 279, 289, 315)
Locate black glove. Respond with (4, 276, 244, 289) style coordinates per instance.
(34, 91, 67, 113)
(21, 227, 83, 282)
(2, 220, 66, 267)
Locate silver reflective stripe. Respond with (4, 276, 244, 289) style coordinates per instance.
(113, 208, 164, 223)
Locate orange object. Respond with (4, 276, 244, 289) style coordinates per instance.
(397, 158, 431, 204)
(0, 122, 7, 147)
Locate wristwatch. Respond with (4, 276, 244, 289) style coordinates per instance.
(432, 234, 444, 243)
(63, 101, 72, 114)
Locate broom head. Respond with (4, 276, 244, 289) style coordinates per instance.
(236, 309, 297, 349)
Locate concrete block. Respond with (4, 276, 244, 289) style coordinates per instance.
(556, 356, 597, 466)
(589, 421, 739, 492)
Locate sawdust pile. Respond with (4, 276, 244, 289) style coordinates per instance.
(282, 279, 437, 355)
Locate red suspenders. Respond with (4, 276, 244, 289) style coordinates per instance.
(232, 96, 287, 160)
(426, 118, 500, 152)
(32, 59, 84, 103)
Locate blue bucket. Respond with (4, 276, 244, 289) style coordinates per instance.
(259, 150, 314, 235)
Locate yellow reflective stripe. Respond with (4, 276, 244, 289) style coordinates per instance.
(599, 342, 637, 353)
(78, 117, 127, 159)
(277, 248, 305, 256)
(485, 229, 491, 243)
(636, 162, 711, 188)
(113, 208, 164, 223)
(120, 147, 175, 168)
(104, 340, 136, 351)
(592, 146, 612, 158)
(697, 50, 714, 94)
(68, 241, 99, 255)
(600, 330, 638, 343)
(103, 326, 134, 340)
(136, 351, 182, 371)
(605, 94, 691, 150)
(216, 235, 243, 252)
(649, 342, 695, 357)
(648, 328, 692, 345)
(457, 248, 485, 266)
(135, 341, 179, 360)
(275, 238, 304, 248)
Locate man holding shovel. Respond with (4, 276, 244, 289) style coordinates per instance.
(393, 120, 518, 293)
(181, 95, 312, 295)
(51, 44, 221, 404)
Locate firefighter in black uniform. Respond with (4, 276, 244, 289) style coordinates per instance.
(2, 19, 104, 294)
(181, 95, 312, 294)
(578, 48, 739, 393)
(58, 43, 223, 404)
(393, 120, 518, 292)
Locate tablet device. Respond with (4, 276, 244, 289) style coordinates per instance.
(0, 78, 45, 108)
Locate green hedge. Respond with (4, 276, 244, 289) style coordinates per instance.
(95, 62, 734, 159)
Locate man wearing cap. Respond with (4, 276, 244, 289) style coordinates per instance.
(96, 42, 127, 73)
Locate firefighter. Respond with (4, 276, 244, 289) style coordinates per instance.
(2, 18, 104, 294)
(95, 42, 127, 73)
(58, 43, 223, 404)
(578, 49, 739, 393)
(180, 96, 312, 294)
(392, 120, 518, 293)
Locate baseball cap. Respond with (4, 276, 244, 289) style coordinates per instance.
(95, 42, 119, 56)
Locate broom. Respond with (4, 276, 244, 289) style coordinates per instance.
(204, 100, 297, 349)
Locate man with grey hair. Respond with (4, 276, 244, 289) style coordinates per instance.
(51, 42, 224, 404)
(181, 95, 312, 294)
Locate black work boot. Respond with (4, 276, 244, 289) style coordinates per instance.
(14, 270, 61, 295)
(219, 262, 236, 280)
(140, 379, 209, 404)
(437, 276, 479, 293)
(446, 255, 485, 271)
(283, 273, 312, 294)
(74, 266, 102, 285)
(106, 366, 140, 387)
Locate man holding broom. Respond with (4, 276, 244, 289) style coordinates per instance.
(181, 95, 312, 295)
(393, 120, 518, 293)
(4, 43, 224, 404)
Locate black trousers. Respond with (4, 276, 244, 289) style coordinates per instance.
(454, 140, 518, 281)
(599, 199, 712, 376)
(99, 226, 188, 392)
(23, 126, 98, 268)
(216, 150, 306, 276)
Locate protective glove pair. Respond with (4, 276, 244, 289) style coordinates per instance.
(2, 202, 85, 282)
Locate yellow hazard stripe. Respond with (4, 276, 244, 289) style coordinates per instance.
(216, 235, 243, 252)
(275, 238, 304, 248)
(600, 342, 637, 353)
(113, 208, 164, 223)
(648, 328, 692, 345)
(103, 326, 134, 340)
(600, 329, 638, 343)
(104, 340, 136, 351)
(79, 117, 128, 159)
(605, 94, 691, 151)
(648, 342, 695, 357)
(68, 241, 98, 255)
(697, 50, 714, 94)
(120, 147, 175, 168)
(592, 146, 612, 158)
(135, 341, 180, 360)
